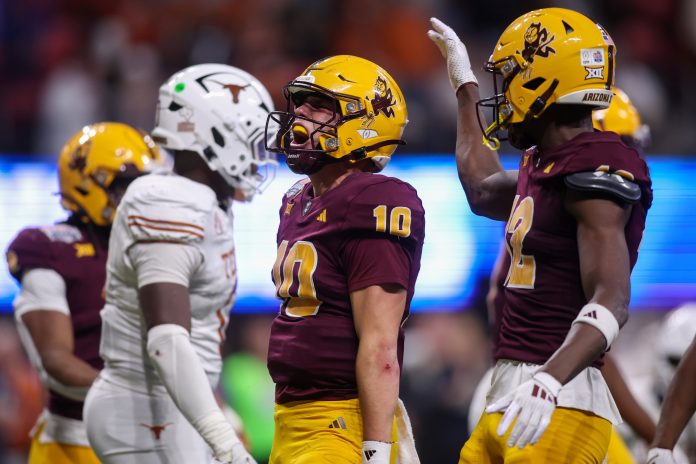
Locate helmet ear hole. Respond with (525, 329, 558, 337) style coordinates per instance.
(211, 127, 225, 147)
(562, 20, 574, 34)
(523, 77, 546, 91)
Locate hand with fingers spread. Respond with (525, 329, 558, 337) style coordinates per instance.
(427, 17, 478, 92)
(485, 371, 561, 448)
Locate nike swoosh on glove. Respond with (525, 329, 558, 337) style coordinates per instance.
(485, 371, 562, 448)
(427, 17, 478, 92)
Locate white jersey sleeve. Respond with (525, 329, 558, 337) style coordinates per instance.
(13, 268, 70, 318)
(124, 175, 211, 244)
(14, 269, 90, 403)
(128, 242, 203, 288)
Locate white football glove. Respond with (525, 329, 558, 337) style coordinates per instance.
(212, 441, 256, 464)
(646, 448, 677, 464)
(362, 440, 392, 464)
(485, 371, 562, 448)
(427, 17, 478, 92)
(200, 411, 256, 464)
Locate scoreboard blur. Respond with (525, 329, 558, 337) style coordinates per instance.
(1, 154, 694, 313)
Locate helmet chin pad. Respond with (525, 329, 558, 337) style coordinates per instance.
(285, 149, 341, 175)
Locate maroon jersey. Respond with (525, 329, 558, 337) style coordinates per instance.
(6, 217, 107, 420)
(267, 172, 425, 404)
(495, 131, 652, 366)
(489, 242, 510, 351)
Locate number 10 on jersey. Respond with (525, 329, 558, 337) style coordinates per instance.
(273, 240, 321, 317)
(373, 205, 412, 237)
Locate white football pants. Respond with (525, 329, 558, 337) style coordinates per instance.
(84, 375, 211, 464)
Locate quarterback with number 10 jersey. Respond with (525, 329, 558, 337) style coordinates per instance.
(268, 171, 425, 404)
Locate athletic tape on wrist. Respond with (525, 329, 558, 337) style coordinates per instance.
(571, 302, 620, 349)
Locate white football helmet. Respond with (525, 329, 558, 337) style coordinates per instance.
(653, 303, 696, 399)
(152, 63, 277, 201)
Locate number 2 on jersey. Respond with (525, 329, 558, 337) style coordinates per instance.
(273, 240, 321, 317)
(505, 195, 536, 288)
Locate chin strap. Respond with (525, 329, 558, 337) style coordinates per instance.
(482, 133, 501, 150)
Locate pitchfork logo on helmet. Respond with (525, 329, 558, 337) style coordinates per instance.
(522, 23, 556, 61)
(371, 77, 397, 118)
(477, 8, 616, 149)
(68, 142, 90, 173)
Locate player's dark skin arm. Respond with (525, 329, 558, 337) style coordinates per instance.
(23, 310, 98, 388)
(139, 282, 192, 331)
(652, 335, 696, 450)
(540, 192, 632, 384)
(455, 83, 518, 220)
(353, 283, 406, 443)
(602, 353, 656, 443)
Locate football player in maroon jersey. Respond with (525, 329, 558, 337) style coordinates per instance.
(471, 86, 657, 463)
(5, 123, 158, 464)
(264, 55, 425, 464)
(429, 8, 652, 463)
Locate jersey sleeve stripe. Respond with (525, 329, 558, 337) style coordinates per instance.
(127, 215, 205, 232)
(127, 221, 205, 239)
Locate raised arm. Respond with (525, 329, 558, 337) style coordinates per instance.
(352, 283, 407, 464)
(428, 18, 517, 220)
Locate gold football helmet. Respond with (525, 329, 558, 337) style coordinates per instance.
(266, 55, 408, 174)
(479, 8, 616, 148)
(58, 122, 160, 226)
(593, 87, 650, 148)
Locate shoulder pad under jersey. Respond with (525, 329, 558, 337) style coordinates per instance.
(5, 225, 81, 280)
(564, 170, 642, 203)
(122, 174, 216, 243)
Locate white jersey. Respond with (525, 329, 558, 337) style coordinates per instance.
(99, 173, 237, 393)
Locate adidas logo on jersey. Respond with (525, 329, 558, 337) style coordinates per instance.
(364, 449, 377, 460)
(316, 209, 327, 222)
(328, 416, 347, 429)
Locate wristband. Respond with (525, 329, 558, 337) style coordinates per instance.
(571, 302, 620, 349)
(362, 440, 393, 464)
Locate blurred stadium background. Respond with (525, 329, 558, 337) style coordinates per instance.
(1, 0, 695, 462)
